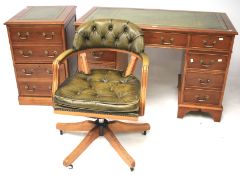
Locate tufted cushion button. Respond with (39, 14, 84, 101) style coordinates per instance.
(91, 25, 97, 31)
(102, 79, 108, 83)
(123, 26, 129, 32)
(84, 36, 89, 41)
(115, 36, 119, 41)
(108, 25, 113, 31)
(128, 38, 133, 43)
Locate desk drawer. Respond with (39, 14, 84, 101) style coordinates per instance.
(88, 61, 116, 69)
(13, 45, 63, 63)
(144, 31, 187, 47)
(9, 26, 62, 44)
(15, 63, 66, 81)
(86, 51, 116, 62)
(190, 35, 232, 50)
(185, 72, 225, 90)
(18, 81, 52, 97)
(183, 89, 221, 105)
(187, 52, 228, 70)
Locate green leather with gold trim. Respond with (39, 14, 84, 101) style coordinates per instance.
(54, 69, 140, 115)
(73, 19, 144, 54)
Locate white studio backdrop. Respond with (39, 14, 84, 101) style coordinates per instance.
(0, 1, 240, 175)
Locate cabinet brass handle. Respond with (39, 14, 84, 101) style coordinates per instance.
(200, 59, 215, 68)
(24, 85, 36, 92)
(46, 69, 53, 74)
(42, 32, 55, 40)
(160, 37, 174, 45)
(19, 50, 32, 58)
(202, 40, 217, 48)
(17, 32, 29, 40)
(92, 51, 104, 59)
(22, 68, 34, 76)
(44, 50, 57, 58)
(198, 79, 211, 85)
(195, 95, 209, 102)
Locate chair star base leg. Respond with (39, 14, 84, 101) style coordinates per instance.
(57, 119, 150, 169)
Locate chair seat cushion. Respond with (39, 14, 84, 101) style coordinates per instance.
(54, 69, 140, 114)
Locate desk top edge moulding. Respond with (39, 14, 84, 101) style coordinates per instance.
(5, 6, 77, 105)
(76, 7, 238, 122)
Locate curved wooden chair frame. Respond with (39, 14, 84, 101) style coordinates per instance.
(52, 48, 150, 170)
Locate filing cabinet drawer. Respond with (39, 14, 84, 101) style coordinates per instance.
(86, 51, 116, 62)
(144, 31, 187, 47)
(190, 35, 232, 50)
(13, 45, 63, 63)
(15, 63, 66, 82)
(183, 89, 221, 105)
(185, 72, 225, 90)
(9, 26, 63, 44)
(18, 81, 52, 97)
(187, 52, 228, 70)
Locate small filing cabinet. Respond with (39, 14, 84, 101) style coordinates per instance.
(5, 6, 76, 105)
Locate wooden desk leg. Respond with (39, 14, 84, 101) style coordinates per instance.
(177, 106, 222, 122)
(177, 106, 192, 119)
(202, 109, 222, 122)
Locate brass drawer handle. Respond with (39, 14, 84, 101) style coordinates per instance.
(92, 51, 104, 59)
(22, 68, 34, 76)
(46, 69, 53, 75)
(160, 37, 174, 45)
(17, 32, 29, 40)
(202, 40, 217, 48)
(198, 78, 211, 85)
(42, 32, 55, 40)
(19, 50, 32, 57)
(195, 95, 209, 102)
(24, 85, 36, 92)
(44, 50, 57, 58)
(200, 59, 215, 68)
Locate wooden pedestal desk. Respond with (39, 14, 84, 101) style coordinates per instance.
(76, 7, 238, 122)
(5, 6, 76, 105)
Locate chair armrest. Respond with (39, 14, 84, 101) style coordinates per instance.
(139, 52, 149, 116)
(52, 49, 75, 97)
(140, 53, 150, 67)
(53, 48, 75, 65)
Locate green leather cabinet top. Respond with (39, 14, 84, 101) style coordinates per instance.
(5, 6, 76, 25)
(82, 7, 237, 33)
(18, 6, 65, 20)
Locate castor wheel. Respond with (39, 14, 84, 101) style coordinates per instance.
(130, 167, 134, 171)
(68, 164, 73, 169)
(142, 131, 147, 135)
(60, 130, 63, 135)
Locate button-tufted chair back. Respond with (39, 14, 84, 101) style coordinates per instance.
(73, 19, 145, 54)
(52, 18, 150, 170)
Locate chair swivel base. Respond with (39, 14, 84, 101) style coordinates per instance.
(56, 119, 150, 170)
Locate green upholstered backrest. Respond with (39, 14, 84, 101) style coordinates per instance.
(73, 19, 144, 54)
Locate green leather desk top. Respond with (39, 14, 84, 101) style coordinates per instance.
(81, 7, 236, 33)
